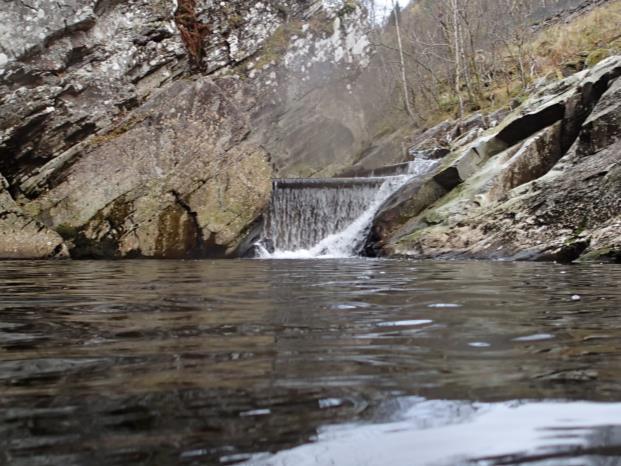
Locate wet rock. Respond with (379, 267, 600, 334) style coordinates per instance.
(365, 178, 448, 256)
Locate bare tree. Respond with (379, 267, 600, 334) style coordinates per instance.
(392, 0, 417, 121)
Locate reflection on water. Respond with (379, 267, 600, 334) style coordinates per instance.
(0, 259, 620, 465)
(250, 399, 621, 466)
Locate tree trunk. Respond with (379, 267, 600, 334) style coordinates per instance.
(451, 0, 465, 119)
(393, 0, 416, 121)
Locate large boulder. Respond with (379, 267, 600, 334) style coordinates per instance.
(24, 77, 272, 258)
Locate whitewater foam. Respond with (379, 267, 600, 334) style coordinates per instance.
(258, 159, 437, 259)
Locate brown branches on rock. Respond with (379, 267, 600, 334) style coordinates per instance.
(174, 0, 210, 70)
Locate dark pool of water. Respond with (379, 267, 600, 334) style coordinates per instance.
(1, 259, 620, 465)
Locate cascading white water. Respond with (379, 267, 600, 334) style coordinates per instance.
(263, 178, 386, 252)
(258, 159, 438, 259)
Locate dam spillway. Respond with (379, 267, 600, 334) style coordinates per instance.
(263, 177, 390, 253)
(258, 160, 438, 259)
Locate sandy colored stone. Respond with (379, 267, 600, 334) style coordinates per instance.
(0, 175, 67, 259)
(25, 78, 271, 258)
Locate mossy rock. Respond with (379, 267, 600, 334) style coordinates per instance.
(55, 224, 79, 240)
(585, 49, 611, 68)
(578, 246, 621, 263)
(561, 59, 584, 76)
(423, 210, 447, 226)
(338, 0, 358, 17)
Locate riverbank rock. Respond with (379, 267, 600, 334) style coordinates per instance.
(0, 175, 67, 259)
(22, 78, 271, 258)
(368, 55, 621, 263)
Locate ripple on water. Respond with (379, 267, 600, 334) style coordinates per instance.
(468, 342, 492, 348)
(376, 320, 433, 327)
(513, 333, 555, 342)
(0, 259, 620, 466)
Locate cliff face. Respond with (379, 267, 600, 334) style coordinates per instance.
(1, 0, 187, 258)
(0, 0, 389, 258)
(2, 0, 618, 261)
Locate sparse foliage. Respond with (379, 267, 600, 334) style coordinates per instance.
(363, 0, 621, 123)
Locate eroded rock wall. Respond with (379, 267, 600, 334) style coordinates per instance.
(0, 0, 388, 258)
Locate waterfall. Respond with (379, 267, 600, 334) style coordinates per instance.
(258, 159, 438, 259)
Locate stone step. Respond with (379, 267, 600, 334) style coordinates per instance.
(338, 162, 412, 178)
(273, 177, 390, 189)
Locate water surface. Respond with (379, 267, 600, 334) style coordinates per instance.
(1, 259, 620, 465)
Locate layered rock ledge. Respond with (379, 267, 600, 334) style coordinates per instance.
(367, 56, 621, 263)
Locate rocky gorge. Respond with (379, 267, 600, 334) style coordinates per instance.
(0, 0, 393, 259)
(2, 4, 621, 463)
(0, 0, 619, 262)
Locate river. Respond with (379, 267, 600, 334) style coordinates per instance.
(1, 259, 620, 465)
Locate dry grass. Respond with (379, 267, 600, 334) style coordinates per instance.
(531, 1, 621, 73)
(174, 0, 210, 69)
(423, 0, 621, 124)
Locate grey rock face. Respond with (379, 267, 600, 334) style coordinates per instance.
(0, 0, 186, 184)
(0, 0, 383, 258)
(0, 174, 67, 259)
(0, 0, 188, 258)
